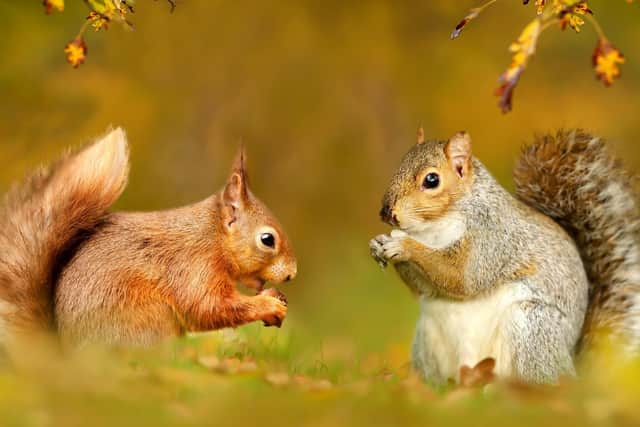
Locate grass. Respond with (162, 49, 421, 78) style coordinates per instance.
(2, 322, 640, 427)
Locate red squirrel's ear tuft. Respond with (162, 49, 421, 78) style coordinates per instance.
(445, 131, 472, 178)
(223, 144, 249, 208)
(416, 125, 425, 145)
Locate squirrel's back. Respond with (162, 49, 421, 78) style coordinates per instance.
(0, 129, 129, 352)
(514, 129, 640, 352)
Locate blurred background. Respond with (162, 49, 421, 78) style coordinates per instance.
(0, 0, 639, 367)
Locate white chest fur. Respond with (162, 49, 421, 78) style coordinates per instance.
(414, 281, 532, 381)
(396, 211, 466, 250)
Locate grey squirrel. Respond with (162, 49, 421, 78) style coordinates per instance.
(370, 129, 640, 384)
(0, 128, 296, 354)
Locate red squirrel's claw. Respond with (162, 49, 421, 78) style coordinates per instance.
(260, 287, 288, 306)
(259, 287, 287, 328)
(262, 318, 283, 328)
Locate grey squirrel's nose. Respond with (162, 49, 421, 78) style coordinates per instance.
(380, 202, 400, 226)
(380, 203, 392, 223)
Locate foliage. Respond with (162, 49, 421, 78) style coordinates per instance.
(452, 0, 633, 113)
(41, 1, 636, 112)
(43, 0, 175, 68)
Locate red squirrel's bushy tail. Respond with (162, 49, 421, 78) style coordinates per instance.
(0, 128, 129, 348)
(514, 129, 640, 353)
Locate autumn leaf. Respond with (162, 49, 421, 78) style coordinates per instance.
(459, 357, 496, 388)
(264, 372, 333, 391)
(496, 19, 541, 113)
(450, 0, 498, 40)
(453, 0, 634, 112)
(198, 356, 258, 374)
(593, 39, 625, 86)
(265, 372, 290, 387)
(43, 0, 64, 14)
(292, 375, 333, 392)
(64, 37, 87, 68)
(47, 0, 174, 67)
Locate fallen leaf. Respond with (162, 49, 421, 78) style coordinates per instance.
(459, 357, 496, 388)
(198, 355, 220, 368)
(442, 387, 477, 405)
(198, 356, 258, 374)
(293, 375, 333, 391)
(265, 372, 290, 387)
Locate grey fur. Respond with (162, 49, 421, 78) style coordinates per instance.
(372, 135, 596, 384)
(514, 130, 640, 352)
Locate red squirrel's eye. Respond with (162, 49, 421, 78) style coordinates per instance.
(260, 233, 275, 248)
(422, 172, 440, 189)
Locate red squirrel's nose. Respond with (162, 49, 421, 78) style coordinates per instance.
(285, 263, 297, 282)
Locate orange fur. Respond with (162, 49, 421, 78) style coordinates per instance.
(0, 129, 297, 350)
(400, 236, 471, 298)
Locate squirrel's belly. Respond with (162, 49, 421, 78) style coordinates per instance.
(415, 281, 534, 381)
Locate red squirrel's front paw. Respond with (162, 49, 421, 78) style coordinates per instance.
(260, 287, 288, 306)
(257, 292, 288, 327)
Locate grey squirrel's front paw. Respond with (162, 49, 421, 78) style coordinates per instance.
(369, 231, 409, 268)
(369, 236, 388, 268)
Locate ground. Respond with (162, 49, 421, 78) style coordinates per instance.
(2, 324, 639, 427)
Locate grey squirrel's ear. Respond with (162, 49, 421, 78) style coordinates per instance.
(416, 125, 425, 145)
(223, 145, 249, 208)
(445, 131, 472, 178)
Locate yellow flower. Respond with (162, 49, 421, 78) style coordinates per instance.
(560, 14, 585, 32)
(88, 11, 111, 32)
(64, 37, 87, 69)
(558, 1, 592, 32)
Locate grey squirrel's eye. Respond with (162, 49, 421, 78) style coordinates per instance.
(260, 233, 275, 248)
(422, 172, 440, 189)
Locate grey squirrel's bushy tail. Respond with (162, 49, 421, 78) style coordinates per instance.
(514, 129, 640, 352)
(0, 128, 129, 348)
